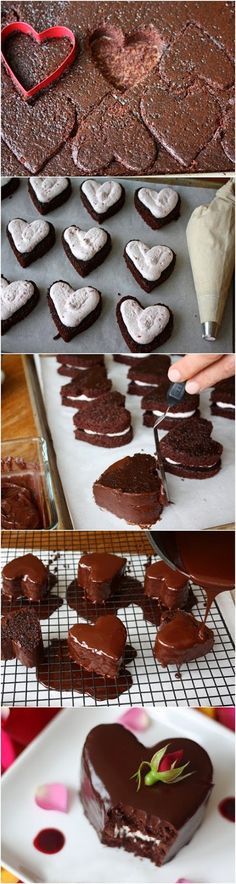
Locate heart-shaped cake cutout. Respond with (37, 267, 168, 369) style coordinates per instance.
(48, 281, 102, 341)
(89, 24, 165, 91)
(7, 218, 50, 253)
(125, 241, 174, 282)
(29, 176, 70, 204)
(63, 226, 108, 260)
(68, 614, 127, 678)
(1, 275, 39, 330)
(80, 723, 213, 865)
(141, 83, 221, 167)
(71, 98, 157, 174)
(138, 187, 179, 218)
(1, 21, 77, 100)
(116, 296, 173, 352)
(80, 179, 124, 221)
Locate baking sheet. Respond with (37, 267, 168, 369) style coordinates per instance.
(35, 354, 235, 530)
(1, 547, 234, 708)
(1, 176, 234, 354)
(1, 708, 235, 884)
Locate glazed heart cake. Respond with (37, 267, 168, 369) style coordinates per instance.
(63, 226, 108, 260)
(125, 240, 174, 282)
(68, 614, 127, 678)
(7, 218, 50, 253)
(138, 187, 178, 218)
(81, 179, 122, 212)
(80, 722, 213, 866)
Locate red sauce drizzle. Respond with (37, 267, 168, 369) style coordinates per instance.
(33, 828, 65, 854)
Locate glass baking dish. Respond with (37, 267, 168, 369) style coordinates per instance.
(1, 436, 58, 530)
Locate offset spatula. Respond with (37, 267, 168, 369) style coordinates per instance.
(153, 381, 186, 503)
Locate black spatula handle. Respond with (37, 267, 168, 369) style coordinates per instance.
(167, 381, 186, 409)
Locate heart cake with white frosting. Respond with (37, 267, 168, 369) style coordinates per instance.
(48, 281, 102, 342)
(135, 186, 181, 229)
(124, 240, 175, 291)
(7, 218, 55, 267)
(116, 295, 173, 352)
(1, 275, 40, 335)
(80, 179, 125, 222)
(62, 225, 111, 276)
(28, 177, 71, 214)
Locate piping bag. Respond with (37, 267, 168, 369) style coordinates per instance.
(186, 179, 235, 341)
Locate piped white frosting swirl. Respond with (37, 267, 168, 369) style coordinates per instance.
(29, 177, 68, 202)
(8, 219, 50, 254)
(126, 241, 173, 281)
(138, 187, 178, 218)
(64, 226, 107, 260)
(81, 180, 122, 213)
(1, 277, 35, 320)
(120, 299, 170, 345)
(50, 282, 100, 328)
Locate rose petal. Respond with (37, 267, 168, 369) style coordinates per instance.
(159, 749, 183, 772)
(35, 783, 69, 813)
(216, 708, 235, 731)
(1, 730, 16, 771)
(118, 708, 150, 732)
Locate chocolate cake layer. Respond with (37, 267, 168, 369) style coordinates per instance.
(93, 453, 166, 526)
(145, 560, 190, 609)
(73, 398, 132, 447)
(154, 609, 214, 666)
(210, 376, 235, 420)
(78, 552, 127, 603)
(1, 608, 43, 667)
(68, 614, 127, 677)
(2, 2, 233, 175)
(142, 384, 200, 428)
(80, 723, 213, 866)
(2, 553, 49, 601)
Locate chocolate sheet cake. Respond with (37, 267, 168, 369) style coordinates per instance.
(80, 723, 213, 866)
(1, 2, 234, 176)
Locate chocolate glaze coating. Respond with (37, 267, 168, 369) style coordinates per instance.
(80, 723, 213, 866)
(2, 553, 49, 601)
(68, 614, 127, 678)
(78, 552, 127, 603)
(1, 481, 42, 529)
(145, 560, 190, 609)
(93, 453, 167, 526)
(154, 609, 214, 666)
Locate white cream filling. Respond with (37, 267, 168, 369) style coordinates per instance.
(29, 176, 68, 201)
(165, 457, 218, 468)
(216, 401, 235, 410)
(134, 380, 160, 387)
(81, 180, 122, 212)
(64, 226, 107, 260)
(126, 241, 173, 281)
(8, 218, 50, 253)
(153, 409, 196, 418)
(66, 394, 95, 401)
(83, 427, 131, 437)
(114, 824, 159, 844)
(138, 186, 178, 218)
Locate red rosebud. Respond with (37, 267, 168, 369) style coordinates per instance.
(159, 749, 184, 772)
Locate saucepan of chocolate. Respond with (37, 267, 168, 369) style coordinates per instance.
(1, 436, 58, 530)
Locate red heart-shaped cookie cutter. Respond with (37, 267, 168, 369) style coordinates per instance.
(1, 21, 77, 100)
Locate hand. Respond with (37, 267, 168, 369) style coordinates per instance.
(168, 354, 235, 393)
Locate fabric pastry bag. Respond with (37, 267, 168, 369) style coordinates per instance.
(186, 179, 235, 340)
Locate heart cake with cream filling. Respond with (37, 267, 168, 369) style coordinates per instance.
(73, 397, 133, 447)
(7, 217, 55, 267)
(134, 186, 181, 229)
(48, 281, 102, 341)
(80, 179, 125, 223)
(116, 295, 173, 352)
(62, 225, 111, 276)
(1, 274, 40, 334)
(160, 416, 223, 479)
(80, 723, 213, 866)
(124, 240, 175, 292)
(28, 176, 71, 214)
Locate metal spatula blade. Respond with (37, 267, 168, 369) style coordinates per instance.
(153, 381, 186, 502)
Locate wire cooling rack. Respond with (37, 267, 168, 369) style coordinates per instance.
(1, 538, 235, 708)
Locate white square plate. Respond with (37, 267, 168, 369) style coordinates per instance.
(1, 707, 235, 883)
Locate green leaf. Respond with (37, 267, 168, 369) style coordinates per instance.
(130, 761, 151, 792)
(150, 744, 170, 772)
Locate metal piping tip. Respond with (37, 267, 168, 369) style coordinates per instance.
(201, 321, 219, 341)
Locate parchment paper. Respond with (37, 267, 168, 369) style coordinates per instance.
(35, 354, 235, 530)
(2, 177, 234, 354)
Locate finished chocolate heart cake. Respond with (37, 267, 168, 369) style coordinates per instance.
(93, 453, 167, 526)
(144, 559, 190, 610)
(2, 553, 51, 601)
(78, 552, 127, 603)
(80, 723, 213, 866)
(154, 609, 214, 667)
(68, 614, 127, 678)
